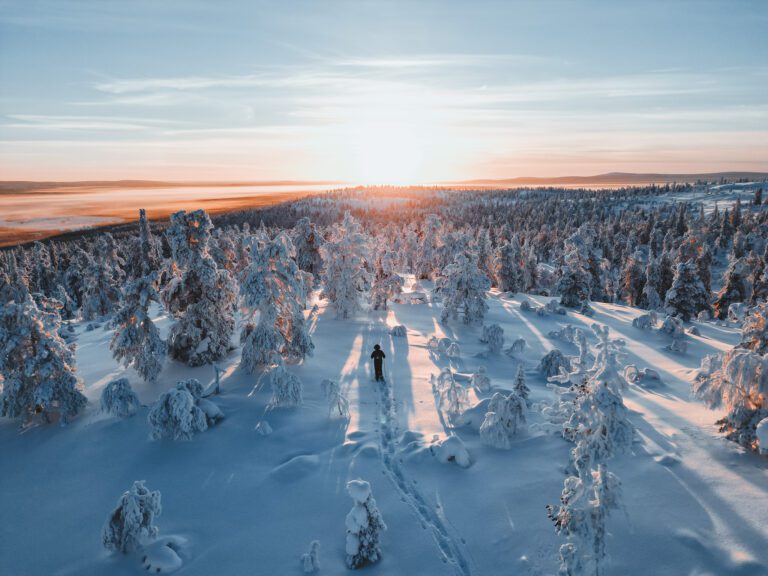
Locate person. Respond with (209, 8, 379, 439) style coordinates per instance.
(371, 344, 386, 382)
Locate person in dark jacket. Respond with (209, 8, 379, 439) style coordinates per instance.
(371, 344, 386, 381)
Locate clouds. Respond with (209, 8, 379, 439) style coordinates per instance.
(1, 1, 767, 180)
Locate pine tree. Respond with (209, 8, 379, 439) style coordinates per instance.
(664, 259, 710, 321)
(415, 214, 442, 280)
(293, 217, 324, 277)
(713, 257, 751, 319)
(492, 238, 524, 293)
(345, 480, 386, 569)
(514, 364, 530, 405)
(0, 294, 86, 424)
(162, 210, 236, 367)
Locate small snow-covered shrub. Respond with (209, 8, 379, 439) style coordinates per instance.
(520, 299, 533, 312)
(264, 363, 303, 408)
(697, 309, 711, 322)
(514, 364, 530, 404)
(389, 324, 407, 337)
(480, 391, 527, 448)
(545, 299, 567, 315)
(507, 336, 527, 355)
(624, 365, 662, 387)
(666, 337, 687, 354)
(659, 315, 685, 337)
(431, 435, 471, 467)
(728, 302, 747, 323)
(446, 341, 461, 359)
(147, 381, 212, 441)
(687, 326, 701, 336)
(100, 378, 140, 418)
(301, 540, 321, 573)
(481, 324, 504, 354)
(427, 336, 453, 356)
(321, 379, 349, 418)
(632, 312, 657, 330)
(102, 480, 161, 554)
(538, 349, 572, 378)
(549, 324, 577, 343)
(470, 366, 491, 392)
(345, 480, 386, 569)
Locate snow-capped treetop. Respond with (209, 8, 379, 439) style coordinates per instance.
(436, 251, 491, 324)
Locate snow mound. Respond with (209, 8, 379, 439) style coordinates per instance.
(140, 536, 186, 574)
(270, 454, 320, 482)
(346, 479, 371, 503)
(460, 398, 492, 431)
(430, 435, 471, 468)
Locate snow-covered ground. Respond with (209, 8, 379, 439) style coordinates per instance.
(2, 281, 767, 576)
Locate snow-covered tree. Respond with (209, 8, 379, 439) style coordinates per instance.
(147, 380, 210, 440)
(480, 391, 527, 448)
(471, 366, 491, 392)
(639, 257, 662, 310)
(102, 480, 161, 554)
(415, 214, 442, 280)
(321, 378, 349, 418)
(713, 257, 751, 319)
(0, 294, 86, 424)
(162, 210, 236, 366)
(100, 378, 140, 418)
(262, 361, 303, 408)
(320, 211, 370, 318)
(240, 233, 313, 370)
(110, 214, 166, 383)
(514, 364, 530, 405)
(557, 227, 594, 308)
(664, 259, 710, 321)
(345, 479, 386, 569)
(493, 237, 524, 293)
(293, 217, 324, 277)
(436, 251, 491, 324)
(370, 250, 403, 310)
(481, 323, 505, 354)
(435, 369, 470, 417)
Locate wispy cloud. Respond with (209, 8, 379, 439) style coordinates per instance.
(3, 114, 184, 131)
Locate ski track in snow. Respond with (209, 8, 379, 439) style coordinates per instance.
(369, 322, 474, 576)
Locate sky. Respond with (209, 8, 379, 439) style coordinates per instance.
(0, 0, 767, 184)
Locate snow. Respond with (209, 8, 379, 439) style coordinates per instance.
(2, 286, 768, 575)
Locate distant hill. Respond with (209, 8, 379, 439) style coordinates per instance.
(0, 179, 343, 194)
(451, 172, 768, 186)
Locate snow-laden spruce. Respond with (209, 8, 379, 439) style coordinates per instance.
(261, 361, 303, 408)
(0, 294, 86, 424)
(435, 251, 491, 324)
(148, 379, 221, 440)
(102, 480, 161, 554)
(100, 378, 140, 418)
(110, 209, 166, 383)
(301, 540, 321, 573)
(292, 217, 324, 277)
(664, 259, 710, 321)
(694, 302, 768, 450)
(514, 364, 530, 405)
(81, 234, 124, 320)
(345, 480, 386, 569)
(370, 250, 403, 310)
(480, 391, 527, 449)
(162, 210, 236, 367)
(557, 227, 595, 309)
(492, 236, 524, 293)
(538, 348, 572, 378)
(320, 211, 370, 319)
(240, 232, 313, 371)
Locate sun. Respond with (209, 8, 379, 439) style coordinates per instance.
(349, 119, 427, 185)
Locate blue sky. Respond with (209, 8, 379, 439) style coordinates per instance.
(0, 0, 766, 182)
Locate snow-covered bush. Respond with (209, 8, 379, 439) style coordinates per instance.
(507, 336, 527, 355)
(727, 302, 747, 323)
(623, 365, 662, 387)
(431, 435, 471, 467)
(480, 391, 527, 449)
(548, 323, 577, 343)
(263, 362, 303, 408)
(659, 314, 685, 336)
(520, 299, 533, 312)
(470, 366, 491, 392)
(147, 381, 212, 440)
(632, 311, 658, 329)
(345, 480, 386, 569)
(538, 349, 572, 378)
(301, 541, 320, 573)
(389, 324, 407, 337)
(0, 295, 86, 424)
(436, 251, 491, 324)
(102, 480, 161, 554)
(100, 378, 140, 418)
(481, 323, 504, 354)
(757, 418, 768, 455)
(666, 337, 688, 354)
(545, 299, 567, 315)
(446, 341, 461, 359)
